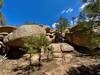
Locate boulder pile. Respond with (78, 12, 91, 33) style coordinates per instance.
(0, 25, 99, 75)
(50, 43, 74, 63)
(3, 25, 46, 47)
(0, 26, 17, 49)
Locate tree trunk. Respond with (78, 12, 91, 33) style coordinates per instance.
(29, 53, 32, 66)
(38, 49, 41, 70)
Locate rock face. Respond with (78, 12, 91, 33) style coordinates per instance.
(51, 43, 74, 53)
(66, 32, 90, 48)
(0, 54, 99, 75)
(50, 43, 74, 63)
(0, 32, 8, 41)
(46, 29, 55, 43)
(3, 25, 46, 47)
(0, 41, 3, 49)
(50, 43, 62, 53)
(0, 26, 17, 33)
(0, 32, 8, 49)
(66, 25, 100, 49)
(61, 43, 74, 52)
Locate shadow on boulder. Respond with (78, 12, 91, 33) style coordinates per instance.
(6, 47, 26, 59)
(65, 64, 100, 75)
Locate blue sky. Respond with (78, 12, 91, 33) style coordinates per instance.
(2, 0, 83, 26)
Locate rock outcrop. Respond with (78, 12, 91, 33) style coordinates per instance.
(0, 26, 17, 33)
(66, 25, 100, 49)
(0, 41, 3, 49)
(0, 32, 8, 50)
(4, 25, 46, 47)
(0, 41, 99, 75)
(50, 43, 74, 63)
(0, 32, 8, 40)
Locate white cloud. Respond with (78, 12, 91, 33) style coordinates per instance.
(52, 22, 59, 29)
(61, 8, 73, 14)
(80, 2, 90, 10)
(70, 20, 73, 25)
(70, 17, 79, 27)
(66, 8, 73, 13)
(61, 10, 66, 14)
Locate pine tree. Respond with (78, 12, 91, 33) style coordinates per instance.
(0, 12, 6, 25)
(78, 0, 100, 56)
(0, 0, 2, 8)
(0, 0, 6, 26)
(54, 17, 69, 42)
(82, 0, 100, 23)
(56, 17, 69, 33)
(24, 35, 51, 70)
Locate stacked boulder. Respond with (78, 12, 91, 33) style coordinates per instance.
(45, 27, 70, 43)
(46, 29, 55, 42)
(50, 43, 74, 63)
(51, 43, 62, 59)
(0, 32, 8, 49)
(0, 26, 17, 49)
(0, 32, 8, 40)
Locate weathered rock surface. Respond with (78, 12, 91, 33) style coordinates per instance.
(50, 43, 74, 53)
(0, 26, 17, 33)
(60, 43, 74, 52)
(3, 25, 46, 47)
(43, 25, 51, 33)
(0, 53, 99, 75)
(66, 25, 100, 49)
(31, 54, 39, 64)
(66, 32, 90, 48)
(50, 43, 62, 53)
(0, 32, 8, 41)
(53, 53, 62, 58)
(50, 43, 74, 63)
(46, 36, 53, 42)
(64, 53, 73, 63)
(0, 24, 99, 75)
(0, 41, 4, 49)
